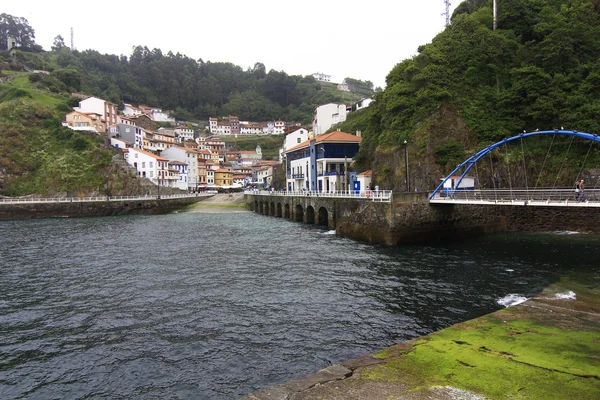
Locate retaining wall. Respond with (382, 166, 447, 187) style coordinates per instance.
(0, 197, 203, 220)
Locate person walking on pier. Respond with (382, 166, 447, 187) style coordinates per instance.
(575, 179, 581, 200)
(579, 179, 585, 202)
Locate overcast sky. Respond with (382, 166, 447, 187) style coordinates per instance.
(4, 1, 460, 88)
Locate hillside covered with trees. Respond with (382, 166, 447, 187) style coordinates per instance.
(338, 0, 600, 192)
(1, 12, 373, 125)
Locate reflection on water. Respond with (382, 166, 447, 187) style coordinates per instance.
(0, 212, 598, 399)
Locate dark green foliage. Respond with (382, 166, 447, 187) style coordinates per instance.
(434, 140, 465, 169)
(10, 43, 370, 124)
(338, 0, 600, 174)
(0, 98, 115, 196)
(52, 68, 81, 92)
(0, 13, 38, 51)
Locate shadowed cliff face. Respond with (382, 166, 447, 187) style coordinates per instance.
(369, 104, 477, 193)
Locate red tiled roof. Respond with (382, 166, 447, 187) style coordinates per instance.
(129, 148, 168, 161)
(285, 131, 361, 153)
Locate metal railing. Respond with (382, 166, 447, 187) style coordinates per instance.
(0, 192, 218, 205)
(245, 190, 393, 202)
(429, 188, 600, 206)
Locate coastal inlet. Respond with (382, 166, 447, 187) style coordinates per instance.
(0, 208, 596, 399)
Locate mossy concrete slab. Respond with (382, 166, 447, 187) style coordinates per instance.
(245, 279, 600, 399)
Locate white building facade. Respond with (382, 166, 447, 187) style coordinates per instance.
(312, 103, 347, 135)
(126, 148, 171, 187)
(161, 146, 200, 191)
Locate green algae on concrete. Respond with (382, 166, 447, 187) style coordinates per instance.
(362, 281, 600, 399)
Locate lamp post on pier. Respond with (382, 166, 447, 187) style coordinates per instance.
(404, 139, 410, 192)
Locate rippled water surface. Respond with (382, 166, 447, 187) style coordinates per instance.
(1, 210, 599, 399)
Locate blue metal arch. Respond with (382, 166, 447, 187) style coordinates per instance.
(429, 130, 600, 200)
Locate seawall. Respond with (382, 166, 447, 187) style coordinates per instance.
(0, 196, 205, 220)
(246, 192, 600, 244)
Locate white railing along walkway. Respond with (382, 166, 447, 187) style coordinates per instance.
(430, 188, 600, 207)
(0, 192, 218, 205)
(245, 189, 393, 202)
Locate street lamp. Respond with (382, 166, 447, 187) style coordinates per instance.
(404, 139, 410, 192)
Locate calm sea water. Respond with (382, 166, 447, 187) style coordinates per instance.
(1, 209, 599, 399)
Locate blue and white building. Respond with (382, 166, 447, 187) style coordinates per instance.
(284, 131, 362, 192)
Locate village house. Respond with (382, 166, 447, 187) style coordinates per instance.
(214, 169, 234, 187)
(122, 103, 143, 116)
(108, 123, 145, 149)
(126, 148, 172, 187)
(168, 160, 189, 191)
(161, 146, 200, 191)
(313, 103, 347, 135)
(280, 128, 309, 161)
(73, 96, 118, 129)
(284, 130, 361, 192)
(174, 126, 195, 144)
(65, 111, 105, 134)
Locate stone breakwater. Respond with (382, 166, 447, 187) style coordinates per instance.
(0, 197, 204, 220)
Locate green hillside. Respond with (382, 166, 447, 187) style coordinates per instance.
(337, 0, 600, 191)
(12, 47, 370, 125)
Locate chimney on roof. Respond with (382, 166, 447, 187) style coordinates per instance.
(356, 130, 362, 138)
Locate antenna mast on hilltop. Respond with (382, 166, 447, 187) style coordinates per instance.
(443, 0, 452, 27)
(493, 0, 498, 30)
(70, 27, 74, 51)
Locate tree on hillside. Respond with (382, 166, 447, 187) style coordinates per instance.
(52, 35, 66, 51)
(0, 13, 38, 51)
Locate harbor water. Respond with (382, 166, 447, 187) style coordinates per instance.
(1, 209, 599, 399)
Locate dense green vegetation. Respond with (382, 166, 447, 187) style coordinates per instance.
(0, 94, 114, 196)
(337, 0, 600, 191)
(11, 48, 369, 125)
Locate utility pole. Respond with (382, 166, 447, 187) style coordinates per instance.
(443, 0, 452, 27)
(404, 140, 410, 192)
(70, 27, 74, 51)
(493, 0, 498, 30)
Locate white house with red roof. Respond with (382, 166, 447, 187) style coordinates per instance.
(126, 148, 171, 187)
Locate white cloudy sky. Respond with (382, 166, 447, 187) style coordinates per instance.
(4, 0, 460, 88)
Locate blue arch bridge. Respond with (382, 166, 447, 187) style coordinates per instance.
(429, 129, 600, 207)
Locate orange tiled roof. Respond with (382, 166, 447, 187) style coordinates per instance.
(285, 131, 361, 153)
(129, 148, 168, 161)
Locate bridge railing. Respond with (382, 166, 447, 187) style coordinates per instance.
(0, 192, 218, 205)
(244, 189, 393, 202)
(430, 188, 599, 204)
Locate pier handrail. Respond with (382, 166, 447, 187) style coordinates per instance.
(0, 192, 218, 205)
(244, 189, 393, 202)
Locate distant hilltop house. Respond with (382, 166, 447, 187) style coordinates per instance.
(312, 72, 331, 82)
